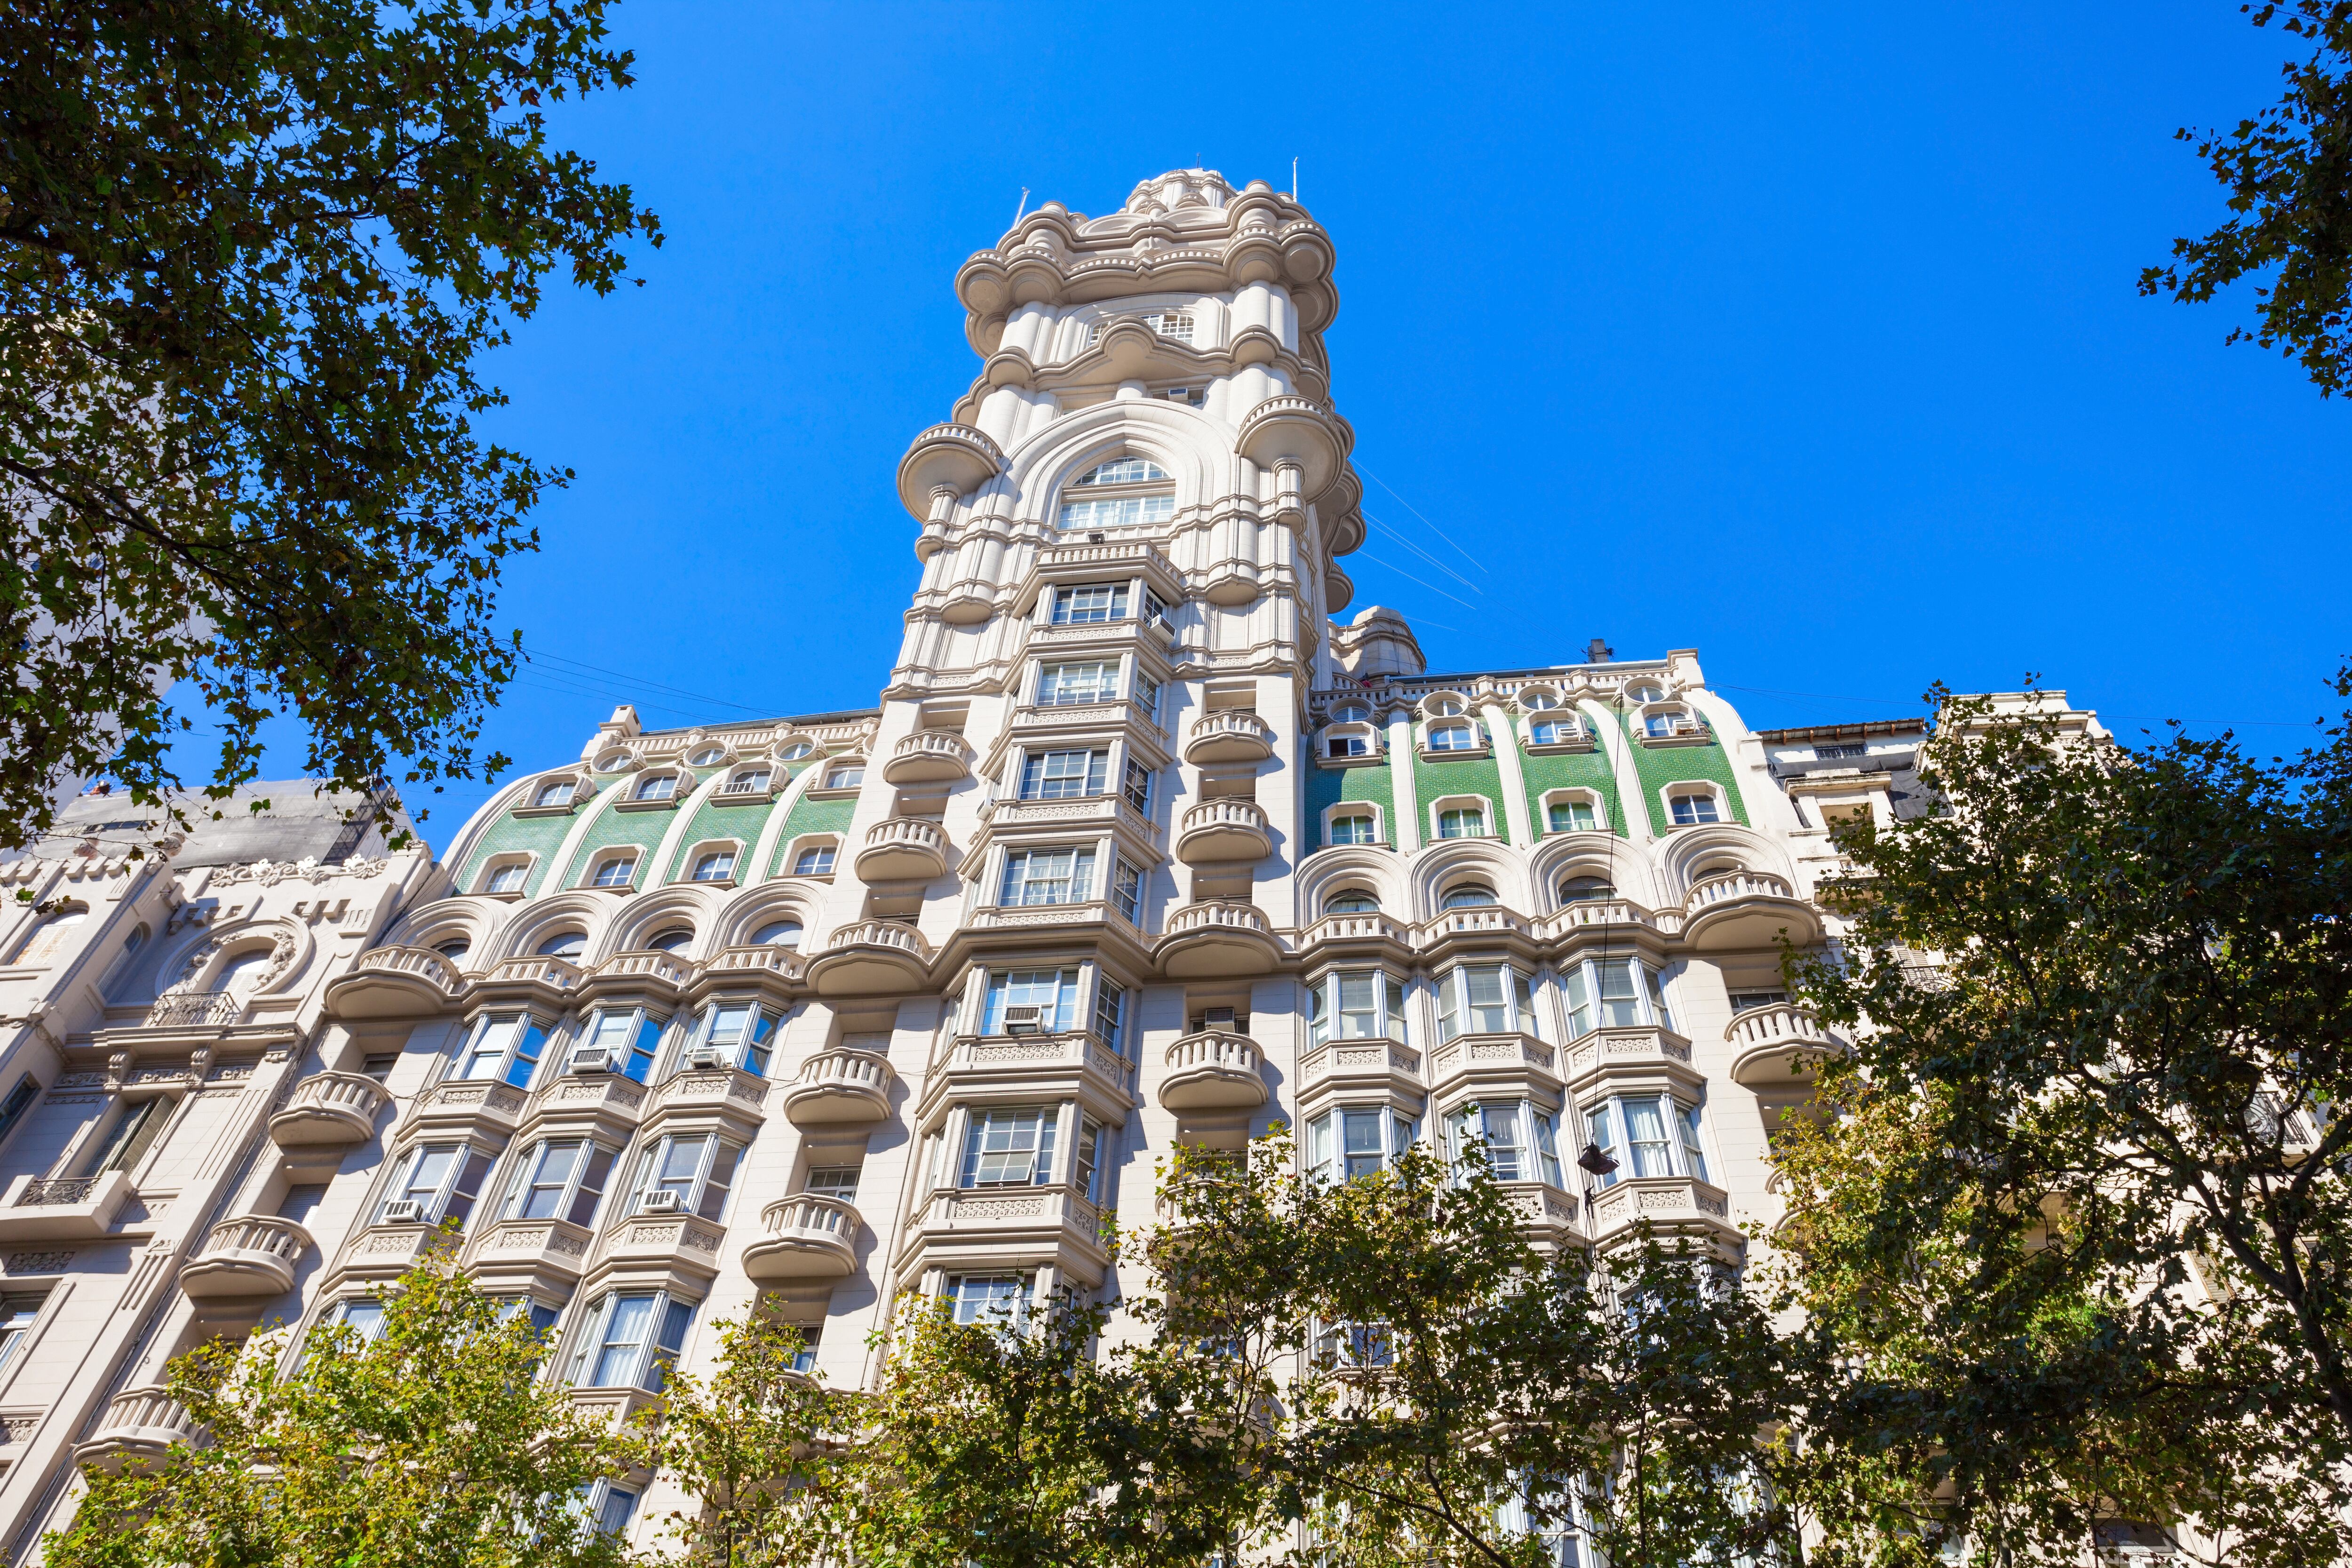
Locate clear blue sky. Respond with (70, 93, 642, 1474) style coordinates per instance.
(248, 3, 2352, 848)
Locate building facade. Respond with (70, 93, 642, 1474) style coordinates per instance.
(0, 168, 1927, 1552)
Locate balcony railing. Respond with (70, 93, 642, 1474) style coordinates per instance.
(16, 1177, 97, 1207)
(145, 992, 242, 1029)
(1686, 870, 1796, 912)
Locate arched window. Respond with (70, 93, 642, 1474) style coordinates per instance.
(1428, 723, 1476, 753)
(484, 862, 529, 895)
(1058, 458, 1175, 530)
(1333, 702, 1370, 724)
(536, 931, 587, 960)
(691, 850, 737, 883)
(825, 763, 864, 790)
(648, 928, 694, 954)
(592, 857, 635, 889)
(794, 845, 837, 877)
(1325, 891, 1380, 915)
(724, 768, 771, 796)
(687, 746, 727, 767)
(1441, 884, 1499, 910)
(212, 946, 275, 994)
(1645, 709, 1690, 739)
(1627, 684, 1663, 704)
(14, 905, 87, 964)
(1521, 690, 1557, 710)
(533, 779, 575, 807)
(1559, 876, 1616, 904)
(1425, 696, 1464, 718)
(779, 741, 814, 761)
(751, 919, 803, 949)
(633, 773, 679, 802)
(435, 937, 472, 962)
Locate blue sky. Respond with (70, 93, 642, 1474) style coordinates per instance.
(235, 3, 2352, 848)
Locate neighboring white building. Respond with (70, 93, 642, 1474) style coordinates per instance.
(0, 783, 429, 1552)
(1, 169, 2085, 1556)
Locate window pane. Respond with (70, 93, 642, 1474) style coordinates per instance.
(1624, 1097, 1673, 1178)
(1678, 1104, 1709, 1183)
(568, 1146, 615, 1228)
(592, 1295, 654, 1386)
(1597, 960, 1642, 1027)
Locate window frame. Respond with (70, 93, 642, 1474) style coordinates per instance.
(1666, 785, 1724, 826)
(377, 1139, 501, 1226)
(1434, 963, 1542, 1043)
(627, 1130, 745, 1220)
(1019, 748, 1109, 801)
(1305, 968, 1411, 1048)
(568, 1289, 696, 1392)
(1556, 956, 1674, 1039)
(981, 967, 1081, 1034)
(1304, 1105, 1418, 1184)
(500, 1137, 617, 1228)
(452, 1012, 551, 1089)
(590, 855, 636, 889)
(1443, 1098, 1565, 1186)
(959, 1104, 1063, 1189)
(1035, 660, 1120, 708)
(683, 1000, 779, 1075)
(998, 844, 1098, 907)
(580, 1005, 667, 1082)
(1581, 1094, 1709, 1186)
(1542, 791, 1604, 834)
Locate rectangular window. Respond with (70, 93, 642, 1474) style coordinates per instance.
(1052, 583, 1129, 624)
(595, 1486, 640, 1537)
(507, 1139, 613, 1228)
(1547, 799, 1597, 832)
(1561, 965, 1595, 1039)
(1670, 792, 1721, 826)
(588, 1009, 666, 1082)
(1438, 965, 1515, 1042)
(0, 1075, 41, 1146)
(582, 1293, 695, 1391)
(1586, 1101, 1621, 1188)
(1094, 978, 1127, 1049)
(1677, 1103, 1709, 1184)
(1037, 661, 1118, 706)
(789, 1324, 822, 1374)
(803, 1165, 861, 1202)
(1437, 807, 1486, 839)
(1533, 1110, 1564, 1186)
(1143, 588, 1171, 625)
(698, 1003, 777, 1075)
(1132, 671, 1162, 721)
(961, 1106, 1059, 1187)
(999, 847, 1097, 907)
(80, 1096, 167, 1178)
(1448, 1102, 1526, 1180)
(1596, 959, 1643, 1029)
(1020, 748, 1108, 800)
(1329, 812, 1376, 845)
(1622, 1096, 1674, 1178)
(1122, 759, 1152, 813)
(948, 1274, 1031, 1325)
(0, 1295, 42, 1376)
(1112, 860, 1143, 922)
(1074, 1117, 1105, 1203)
(382, 1141, 499, 1226)
(1309, 971, 1410, 1047)
(633, 1132, 744, 1220)
(1057, 493, 1176, 530)
(456, 1014, 548, 1089)
(983, 968, 1080, 1033)
(1327, 733, 1369, 758)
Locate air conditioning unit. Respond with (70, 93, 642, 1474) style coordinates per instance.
(1002, 1005, 1043, 1037)
(641, 1191, 683, 1214)
(685, 1045, 724, 1069)
(381, 1199, 424, 1224)
(1201, 1007, 1237, 1031)
(568, 1046, 615, 1075)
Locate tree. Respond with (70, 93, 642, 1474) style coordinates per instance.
(0, 0, 660, 852)
(46, 1255, 647, 1568)
(2141, 2, 2352, 395)
(640, 1314, 842, 1568)
(1136, 1131, 1798, 1568)
(1778, 678, 2352, 1567)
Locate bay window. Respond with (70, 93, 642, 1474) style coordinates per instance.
(1074, 1115, 1108, 1204)
(1112, 860, 1144, 922)
(379, 1140, 501, 1226)
(1020, 748, 1107, 800)
(1305, 1106, 1417, 1184)
(1434, 963, 1539, 1041)
(1093, 978, 1128, 1051)
(1305, 969, 1410, 1048)
(453, 1013, 549, 1089)
(569, 1290, 695, 1390)
(1052, 583, 1129, 624)
(500, 1138, 615, 1227)
(1443, 1100, 1565, 1186)
(947, 1273, 1032, 1324)
(683, 1001, 779, 1074)
(1557, 957, 1674, 1039)
(628, 1131, 744, 1220)
(1037, 660, 1118, 706)
(1000, 846, 1095, 907)
(960, 1105, 1059, 1187)
(1581, 1096, 1709, 1186)
(580, 1006, 665, 1082)
(982, 968, 1080, 1034)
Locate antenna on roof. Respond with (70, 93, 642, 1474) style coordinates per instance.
(1012, 187, 1029, 225)
(1291, 157, 1299, 202)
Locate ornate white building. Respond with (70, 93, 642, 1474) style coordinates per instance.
(0, 169, 1916, 1553)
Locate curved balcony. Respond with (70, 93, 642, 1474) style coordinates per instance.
(1234, 394, 1346, 498)
(805, 919, 932, 996)
(1585, 1175, 1740, 1255)
(179, 1214, 312, 1301)
(1680, 871, 1822, 952)
(1184, 710, 1275, 766)
(1725, 1004, 1841, 1089)
(895, 421, 1007, 521)
(781, 1048, 894, 1127)
(856, 818, 949, 883)
(1158, 1031, 1269, 1112)
(473, 955, 586, 1010)
(742, 1194, 861, 1283)
(326, 945, 462, 1019)
(884, 730, 975, 785)
(76, 1386, 201, 1472)
(1158, 900, 1282, 978)
(270, 1070, 390, 1148)
(1174, 799, 1272, 865)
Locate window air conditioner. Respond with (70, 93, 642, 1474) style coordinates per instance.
(641, 1191, 683, 1213)
(569, 1046, 616, 1075)
(1201, 1007, 1237, 1031)
(1002, 1005, 1043, 1037)
(381, 1199, 424, 1224)
(685, 1045, 724, 1069)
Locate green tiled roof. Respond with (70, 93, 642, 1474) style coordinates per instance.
(1303, 759, 1398, 850)
(1620, 717, 1749, 833)
(559, 802, 678, 891)
(764, 792, 857, 878)
(661, 791, 784, 882)
(453, 805, 579, 899)
(1413, 753, 1514, 845)
(1518, 743, 1630, 838)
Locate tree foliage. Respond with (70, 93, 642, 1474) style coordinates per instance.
(1779, 676, 2352, 1567)
(639, 1315, 838, 1568)
(2142, 1, 2352, 394)
(0, 0, 660, 851)
(46, 1258, 645, 1568)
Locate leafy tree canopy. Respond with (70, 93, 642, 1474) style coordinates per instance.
(2143, 1, 2352, 393)
(0, 0, 660, 852)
